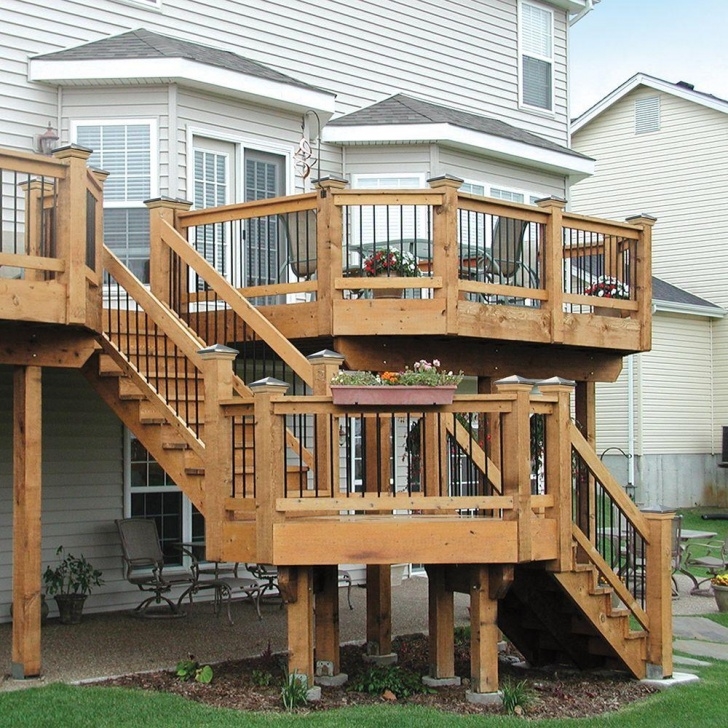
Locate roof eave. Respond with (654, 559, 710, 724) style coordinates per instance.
(323, 122, 594, 180)
(29, 57, 336, 117)
(653, 299, 725, 319)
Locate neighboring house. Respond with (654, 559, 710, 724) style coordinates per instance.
(0, 0, 610, 622)
(570, 73, 728, 508)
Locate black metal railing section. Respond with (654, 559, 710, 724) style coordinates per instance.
(104, 269, 203, 438)
(561, 224, 639, 314)
(572, 444, 646, 609)
(0, 165, 59, 279)
(231, 410, 256, 498)
(280, 408, 499, 507)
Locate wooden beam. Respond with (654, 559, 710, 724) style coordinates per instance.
(469, 565, 500, 694)
(282, 566, 315, 687)
(12, 365, 43, 679)
(427, 564, 455, 679)
(314, 565, 341, 677)
(0, 325, 98, 367)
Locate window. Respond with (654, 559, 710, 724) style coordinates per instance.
(519, 1, 554, 111)
(75, 121, 156, 282)
(635, 97, 660, 134)
(126, 431, 202, 566)
(490, 187, 525, 204)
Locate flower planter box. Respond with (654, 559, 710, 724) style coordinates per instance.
(330, 385, 456, 406)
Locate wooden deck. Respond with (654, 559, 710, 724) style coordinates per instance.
(2, 147, 672, 696)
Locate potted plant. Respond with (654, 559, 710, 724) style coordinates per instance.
(43, 546, 104, 624)
(585, 275, 629, 317)
(363, 248, 419, 298)
(330, 359, 463, 405)
(711, 573, 728, 612)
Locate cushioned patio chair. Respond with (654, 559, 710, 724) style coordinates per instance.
(116, 518, 195, 618)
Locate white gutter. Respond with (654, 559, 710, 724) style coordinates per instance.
(627, 355, 635, 492)
(653, 300, 726, 319)
(569, 0, 600, 26)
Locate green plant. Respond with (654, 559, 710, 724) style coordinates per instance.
(349, 664, 433, 699)
(454, 625, 471, 644)
(251, 669, 273, 687)
(331, 359, 463, 387)
(280, 670, 309, 711)
(363, 249, 419, 277)
(501, 678, 530, 714)
(43, 546, 103, 596)
(175, 658, 213, 684)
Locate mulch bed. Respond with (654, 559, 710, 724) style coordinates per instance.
(90, 633, 657, 718)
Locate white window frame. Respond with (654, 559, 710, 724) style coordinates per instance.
(518, 0, 555, 114)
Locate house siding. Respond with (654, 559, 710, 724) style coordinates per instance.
(2, 0, 571, 158)
(0, 366, 160, 622)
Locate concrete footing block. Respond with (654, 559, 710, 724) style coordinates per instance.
(315, 672, 348, 687)
(306, 685, 322, 701)
(422, 674, 461, 687)
(466, 689, 503, 706)
(641, 672, 700, 691)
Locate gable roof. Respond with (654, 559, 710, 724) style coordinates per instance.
(324, 94, 594, 180)
(572, 73, 728, 133)
(29, 29, 336, 116)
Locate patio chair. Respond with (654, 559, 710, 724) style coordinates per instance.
(115, 518, 194, 618)
(684, 534, 728, 595)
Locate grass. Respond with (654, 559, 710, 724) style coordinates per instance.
(2, 659, 728, 727)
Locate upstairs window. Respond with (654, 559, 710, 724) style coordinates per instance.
(635, 96, 661, 134)
(520, 1, 554, 112)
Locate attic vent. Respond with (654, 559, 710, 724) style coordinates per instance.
(635, 96, 660, 134)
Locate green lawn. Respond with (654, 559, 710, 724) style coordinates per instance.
(2, 659, 728, 728)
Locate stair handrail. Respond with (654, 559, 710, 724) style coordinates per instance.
(158, 219, 314, 388)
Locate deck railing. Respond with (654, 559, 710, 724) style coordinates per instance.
(0, 146, 105, 327)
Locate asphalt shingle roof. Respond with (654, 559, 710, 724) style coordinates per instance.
(652, 277, 722, 309)
(329, 94, 590, 159)
(33, 28, 320, 92)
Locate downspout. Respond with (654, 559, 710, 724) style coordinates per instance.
(627, 354, 636, 493)
(569, 0, 600, 26)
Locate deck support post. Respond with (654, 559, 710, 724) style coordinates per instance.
(644, 513, 673, 679)
(468, 565, 500, 697)
(314, 565, 345, 683)
(365, 565, 393, 659)
(539, 378, 576, 572)
(198, 344, 238, 561)
(426, 564, 456, 681)
(11, 365, 43, 679)
(146, 197, 193, 306)
(574, 381, 596, 539)
(282, 566, 315, 689)
(626, 214, 656, 351)
(537, 197, 567, 344)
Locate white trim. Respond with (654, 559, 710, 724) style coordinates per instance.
(518, 0, 555, 115)
(653, 300, 725, 319)
(350, 172, 427, 189)
(572, 73, 728, 133)
(30, 57, 336, 117)
(324, 123, 594, 179)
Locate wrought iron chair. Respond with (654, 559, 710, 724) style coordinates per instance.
(281, 209, 317, 281)
(684, 533, 728, 595)
(115, 518, 194, 618)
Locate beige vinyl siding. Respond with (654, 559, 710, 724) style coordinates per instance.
(2, 0, 571, 155)
(342, 145, 434, 180)
(0, 367, 160, 621)
(595, 314, 714, 459)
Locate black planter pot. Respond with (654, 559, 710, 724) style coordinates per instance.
(54, 594, 87, 625)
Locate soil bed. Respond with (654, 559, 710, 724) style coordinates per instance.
(91, 633, 657, 719)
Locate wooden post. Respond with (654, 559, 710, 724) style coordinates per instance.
(315, 177, 348, 333)
(574, 381, 596, 536)
(198, 344, 238, 561)
(146, 197, 193, 306)
(644, 513, 673, 678)
(427, 564, 456, 680)
(250, 377, 290, 563)
(428, 175, 463, 335)
(53, 146, 92, 325)
(314, 565, 342, 680)
(366, 564, 393, 658)
(11, 365, 43, 679)
(538, 378, 576, 572)
(495, 376, 534, 562)
(536, 197, 566, 344)
(469, 565, 499, 695)
(282, 565, 315, 688)
(626, 214, 656, 352)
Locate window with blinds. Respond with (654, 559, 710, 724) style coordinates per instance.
(520, 1, 553, 111)
(635, 96, 661, 134)
(76, 122, 154, 282)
